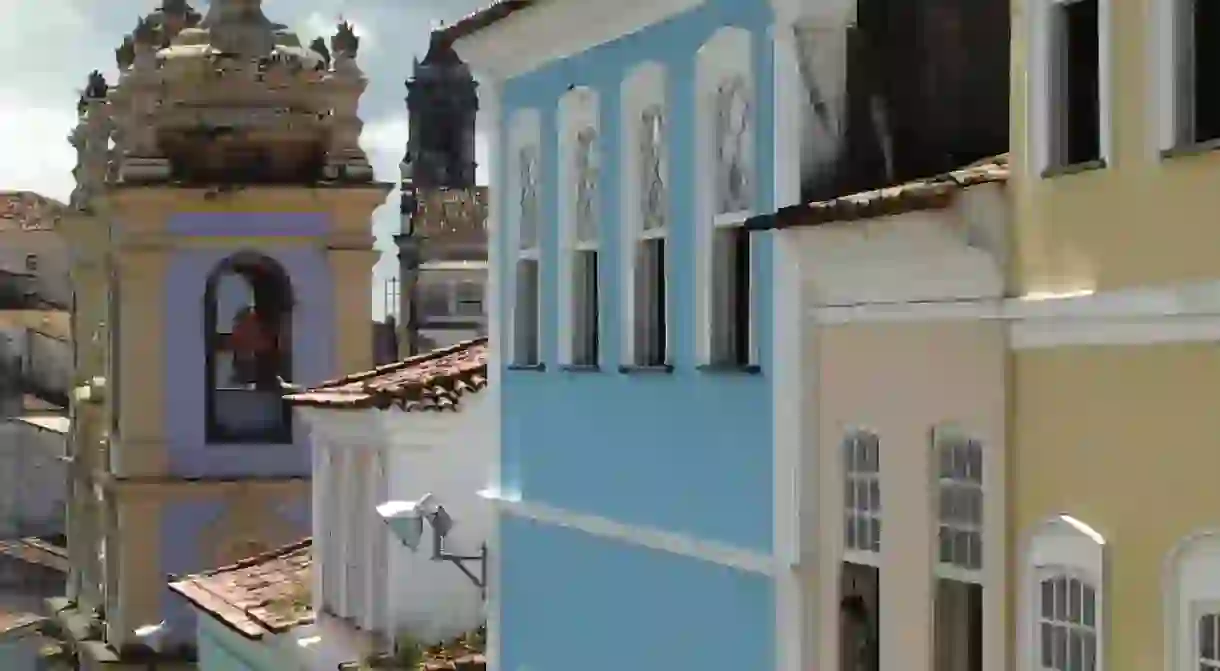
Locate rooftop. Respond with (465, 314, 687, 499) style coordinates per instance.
(0, 192, 67, 232)
(0, 537, 69, 573)
(285, 338, 489, 411)
(168, 539, 313, 640)
(745, 155, 1009, 231)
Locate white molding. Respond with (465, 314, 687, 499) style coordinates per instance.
(1151, 0, 1180, 153)
(620, 61, 670, 366)
(451, 0, 704, 81)
(694, 26, 757, 365)
(1028, 0, 1114, 174)
(1019, 515, 1107, 671)
(771, 21, 806, 671)
(482, 77, 505, 671)
(556, 86, 601, 367)
(487, 494, 780, 576)
(801, 278, 1220, 348)
(1163, 530, 1220, 671)
(506, 109, 543, 367)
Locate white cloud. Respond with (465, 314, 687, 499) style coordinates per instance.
(0, 90, 79, 202)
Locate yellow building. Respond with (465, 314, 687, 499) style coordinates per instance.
(1012, 0, 1220, 669)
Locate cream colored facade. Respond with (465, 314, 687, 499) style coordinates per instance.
(1010, 0, 1220, 670)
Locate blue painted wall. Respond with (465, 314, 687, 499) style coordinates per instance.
(499, 516, 775, 671)
(162, 214, 337, 478)
(197, 617, 287, 671)
(495, 2, 780, 670)
(499, 0, 777, 550)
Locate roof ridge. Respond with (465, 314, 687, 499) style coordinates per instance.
(191, 537, 312, 577)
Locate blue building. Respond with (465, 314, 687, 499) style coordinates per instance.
(446, 1, 811, 669)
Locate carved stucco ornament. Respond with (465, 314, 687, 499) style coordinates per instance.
(331, 20, 359, 58)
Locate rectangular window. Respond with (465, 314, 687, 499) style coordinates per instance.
(571, 249, 599, 366)
(513, 259, 540, 366)
(454, 280, 484, 318)
(1173, 0, 1220, 144)
(1048, 0, 1101, 168)
(710, 225, 751, 366)
(633, 236, 666, 366)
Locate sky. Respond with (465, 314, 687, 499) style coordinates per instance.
(0, 0, 490, 319)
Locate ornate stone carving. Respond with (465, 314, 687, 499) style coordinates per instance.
(518, 146, 540, 249)
(574, 128, 598, 243)
(309, 36, 330, 69)
(331, 20, 359, 58)
(639, 106, 666, 231)
(115, 36, 135, 70)
(714, 75, 752, 215)
(84, 71, 108, 101)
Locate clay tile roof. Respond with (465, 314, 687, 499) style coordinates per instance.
(745, 154, 1009, 231)
(0, 191, 68, 232)
(168, 539, 313, 640)
(435, 0, 534, 43)
(285, 338, 489, 412)
(0, 537, 69, 573)
(0, 610, 45, 637)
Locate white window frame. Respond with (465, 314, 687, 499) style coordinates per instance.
(557, 86, 601, 367)
(933, 426, 985, 584)
(1165, 532, 1220, 671)
(1021, 515, 1106, 671)
(694, 26, 759, 367)
(621, 61, 671, 367)
(1153, 0, 1220, 151)
(842, 428, 880, 566)
(1029, 0, 1113, 173)
(507, 108, 543, 367)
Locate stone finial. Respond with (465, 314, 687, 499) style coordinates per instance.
(115, 35, 136, 69)
(133, 16, 158, 46)
(331, 20, 359, 58)
(309, 37, 331, 69)
(77, 96, 88, 118)
(85, 71, 109, 101)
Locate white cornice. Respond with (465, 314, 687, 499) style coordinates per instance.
(452, 0, 704, 81)
(807, 279, 1220, 349)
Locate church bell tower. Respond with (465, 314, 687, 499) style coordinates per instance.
(55, 0, 391, 665)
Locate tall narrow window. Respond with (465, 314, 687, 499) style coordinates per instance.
(1170, 0, 1220, 144)
(1047, 0, 1102, 168)
(710, 75, 754, 366)
(1199, 610, 1220, 670)
(634, 106, 667, 366)
(570, 127, 600, 366)
(934, 428, 984, 671)
(513, 143, 541, 367)
(1026, 516, 1105, 671)
(1166, 533, 1220, 671)
(1036, 573, 1098, 671)
(622, 62, 668, 369)
(203, 252, 293, 444)
(842, 429, 881, 671)
(843, 430, 881, 556)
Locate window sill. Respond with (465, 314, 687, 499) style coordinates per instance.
(558, 364, 600, 373)
(618, 364, 674, 374)
(697, 363, 762, 375)
(1040, 158, 1106, 179)
(1161, 138, 1220, 160)
(506, 363, 546, 372)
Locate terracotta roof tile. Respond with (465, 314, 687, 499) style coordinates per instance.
(0, 192, 67, 232)
(0, 611, 45, 637)
(286, 338, 489, 412)
(168, 539, 313, 640)
(436, 1, 534, 43)
(0, 537, 69, 573)
(745, 154, 1009, 231)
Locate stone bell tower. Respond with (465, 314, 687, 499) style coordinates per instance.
(396, 30, 485, 355)
(52, 0, 391, 667)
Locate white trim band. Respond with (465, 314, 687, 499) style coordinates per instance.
(487, 494, 780, 575)
(807, 280, 1220, 348)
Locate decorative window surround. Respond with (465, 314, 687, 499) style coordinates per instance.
(695, 26, 759, 367)
(557, 87, 601, 368)
(621, 61, 671, 368)
(1028, 0, 1113, 175)
(1020, 515, 1106, 671)
(507, 109, 543, 368)
(1165, 532, 1220, 671)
